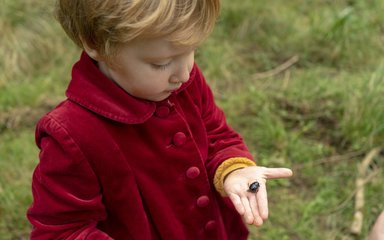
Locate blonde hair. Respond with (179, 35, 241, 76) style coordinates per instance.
(56, 0, 220, 59)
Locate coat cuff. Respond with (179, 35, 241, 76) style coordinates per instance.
(213, 157, 256, 196)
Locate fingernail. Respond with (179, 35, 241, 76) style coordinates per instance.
(254, 217, 263, 226)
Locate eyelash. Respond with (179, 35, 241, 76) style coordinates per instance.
(151, 62, 171, 71)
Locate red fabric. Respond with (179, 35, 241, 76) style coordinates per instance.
(27, 52, 253, 239)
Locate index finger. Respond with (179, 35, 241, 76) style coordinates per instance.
(263, 168, 293, 179)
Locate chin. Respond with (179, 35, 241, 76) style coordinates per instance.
(148, 94, 171, 102)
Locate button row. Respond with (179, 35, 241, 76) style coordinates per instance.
(155, 103, 217, 233)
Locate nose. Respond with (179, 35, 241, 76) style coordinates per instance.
(179, 66, 191, 83)
(170, 65, 190, 84)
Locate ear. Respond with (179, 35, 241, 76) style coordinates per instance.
(80, 37, 102, 61)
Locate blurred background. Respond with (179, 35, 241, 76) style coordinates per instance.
(1, 0, 383, 239)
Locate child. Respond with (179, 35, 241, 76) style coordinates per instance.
(27, 0, 293, 239)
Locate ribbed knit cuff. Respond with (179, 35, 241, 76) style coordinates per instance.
(213, 157, 256, 196)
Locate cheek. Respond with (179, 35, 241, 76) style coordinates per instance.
(135, 72, 170, 91)
(143, 72, 170, 87)
(130, 68, 161, 83)
(188, 55, 195, 72)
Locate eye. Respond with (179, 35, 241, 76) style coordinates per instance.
(151, 61, 172, 70)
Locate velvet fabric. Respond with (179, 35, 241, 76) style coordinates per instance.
(27, 52, 254, 239)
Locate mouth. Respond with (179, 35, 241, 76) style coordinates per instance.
(171, 83, 182, 91)
(165, 83, 182, 94)
(167, 87, 180, 93)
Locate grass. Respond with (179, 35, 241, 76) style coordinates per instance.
(0, 129, 36, 239)
(1, 0, 384, 239)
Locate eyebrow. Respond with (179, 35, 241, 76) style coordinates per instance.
(142, 47, 196, 62)
(143, 55, 174, 62)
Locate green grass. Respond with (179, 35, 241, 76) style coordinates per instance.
(0, 129, 37, 239)
(1, 0, 384, 239)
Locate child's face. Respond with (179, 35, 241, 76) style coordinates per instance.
(97, 38, 195, 102)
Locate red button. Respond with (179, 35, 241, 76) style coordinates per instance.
(155, 106, 170, 118)
(205, 220, 216, 231)
(173, 132, 186, 146)
(186, 167, 200, 179)
(197, 195, 210, 207)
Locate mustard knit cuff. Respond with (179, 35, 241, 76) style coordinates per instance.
(213, 157, 256, 196)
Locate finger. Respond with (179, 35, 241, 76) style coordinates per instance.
(248, 193, 263, 226)
(228, 193, 245, 215)
(263, 168, 293, 179)
(241, 196, 254, 224)
(256, 182, 269, 220)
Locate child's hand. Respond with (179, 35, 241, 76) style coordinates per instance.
(223, 166, 293, 226)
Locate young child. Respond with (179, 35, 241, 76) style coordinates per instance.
(27, 0, 293, 239)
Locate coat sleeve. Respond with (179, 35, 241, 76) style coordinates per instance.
(194, 66, 255, 184)
(27, 116, 113, 239)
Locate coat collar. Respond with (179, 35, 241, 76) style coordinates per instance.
(66, 52, 195, 124)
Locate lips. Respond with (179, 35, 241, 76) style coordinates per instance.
(169, 83, 182, 92)
(167, 86, 181, 93)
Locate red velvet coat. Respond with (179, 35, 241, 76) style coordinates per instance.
(27, 52, 254, 239)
